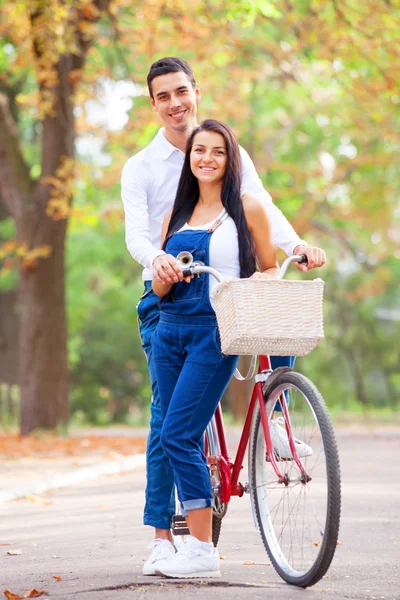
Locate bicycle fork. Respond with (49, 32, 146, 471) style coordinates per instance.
(255, 376, 311, 485)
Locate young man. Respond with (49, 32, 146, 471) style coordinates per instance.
(121, 57, 326, 577)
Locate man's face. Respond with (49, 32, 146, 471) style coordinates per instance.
(150, 71, 200, 132)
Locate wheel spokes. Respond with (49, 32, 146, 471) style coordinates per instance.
(255, 382, 329, 575)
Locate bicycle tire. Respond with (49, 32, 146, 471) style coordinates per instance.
(249, 370, 341, 587)
(205, 415, 227, 547)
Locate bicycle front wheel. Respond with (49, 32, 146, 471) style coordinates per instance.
(249, 370, 341, 587)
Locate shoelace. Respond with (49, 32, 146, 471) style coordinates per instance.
(176, 539, 203, 559)
(146, 539, 173, 554)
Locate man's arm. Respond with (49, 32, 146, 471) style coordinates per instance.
(121, 156, 165, 270)
(239, 146, 307, 256)
(239, 146, 326, 270)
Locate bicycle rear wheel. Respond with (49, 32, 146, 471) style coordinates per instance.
(249, 370, 341, 587)
(205, 414, 227, 547)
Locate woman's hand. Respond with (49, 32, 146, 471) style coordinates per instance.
(250, 271, 277, 281)
(152, 254, 183, 284)
(152, 255, 194, 284)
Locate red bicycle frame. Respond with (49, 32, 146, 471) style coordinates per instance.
(209, 355, 310, 503)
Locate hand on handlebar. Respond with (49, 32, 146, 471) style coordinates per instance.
(250, 271, 276, 280)
(152, 254, 182, 284)
(293, 246, 326, 272)
(156, 251, 313, 284)
(152, 254, 193, 284)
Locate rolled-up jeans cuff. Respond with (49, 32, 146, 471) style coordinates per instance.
(181, 498, 212, 517)
(144, 516, 172, 530)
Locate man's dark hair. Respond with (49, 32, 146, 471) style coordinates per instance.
(147, 57, 196, 99)
(163, 120, 257, 279)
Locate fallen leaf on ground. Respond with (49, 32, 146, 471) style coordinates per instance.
(3, 590, 22, 600)
(24, 590, 45, 598)
(243, 560, 270, 566)
(24, 496, 52, 506)
(6, 550, 22, 556)
(337, 540, 343, 546)
(0, 544, 11, 546)
(51, 576, 62, 582)
(313, 541, 321, 547)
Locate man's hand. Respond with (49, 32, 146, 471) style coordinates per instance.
(293, 246, 326, 272)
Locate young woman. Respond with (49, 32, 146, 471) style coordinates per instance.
(151, 120, 278, 579)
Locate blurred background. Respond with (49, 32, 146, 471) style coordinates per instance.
(0, 0, 399, 435)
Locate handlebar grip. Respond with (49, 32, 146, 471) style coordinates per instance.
(182, 267, 192, 277)
(298, 254, 308, 265)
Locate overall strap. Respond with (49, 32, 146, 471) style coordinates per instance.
(207, 209, 228, 233)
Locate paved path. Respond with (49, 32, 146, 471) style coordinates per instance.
(1, 429, 399, 599)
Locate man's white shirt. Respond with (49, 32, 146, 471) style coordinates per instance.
(121, 128, 307, 280)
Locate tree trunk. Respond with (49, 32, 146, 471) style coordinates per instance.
(226, 356, 253, 422)
(0, 3, 109, 434)
(19, 219, 69, 433)
(342, 346, 369, 408)
(0, 291, 19, 386)
(1, 76, 74, 433)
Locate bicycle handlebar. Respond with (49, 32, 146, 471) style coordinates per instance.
(180, 254, 308, 281)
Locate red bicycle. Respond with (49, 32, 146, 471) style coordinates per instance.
(173, 254, 341, 588)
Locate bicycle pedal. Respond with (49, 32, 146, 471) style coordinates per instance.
(171, 514, 190, 536)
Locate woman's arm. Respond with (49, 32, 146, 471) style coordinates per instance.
(152, 211, 174, 297)
(152, 211, 192, 296)
(242, 194, 279, 279)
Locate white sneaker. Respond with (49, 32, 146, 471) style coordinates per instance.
(155, 535, 221, 578)
(142, 539, 176, 576)
(270, 417, 313, 459)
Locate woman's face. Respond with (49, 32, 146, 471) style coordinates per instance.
(190, 130, 227, 184)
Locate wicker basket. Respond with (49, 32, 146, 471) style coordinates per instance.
(211, 277, 324, 356)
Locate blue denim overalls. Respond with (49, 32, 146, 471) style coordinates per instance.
(138, 216, 294, 529)
(152, 212, 239, 515)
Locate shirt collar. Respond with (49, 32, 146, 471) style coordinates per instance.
(151, 128, 185, 160)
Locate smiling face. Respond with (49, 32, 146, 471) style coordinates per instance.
(190, 130, 227, 184)
(150, 71, 200, 133)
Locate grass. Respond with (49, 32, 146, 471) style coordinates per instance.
(329, 403, 400, 427)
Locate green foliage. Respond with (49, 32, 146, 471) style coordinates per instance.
(0, 218, 18, 291)
(0, 217, 15, 239)
(66, 213, 151, 424)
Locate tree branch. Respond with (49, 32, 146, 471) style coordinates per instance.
(310, 218, 379, 270)
(0, 93, 33, 221)
(30, 2, 110, 193)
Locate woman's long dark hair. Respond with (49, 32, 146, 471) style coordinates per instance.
(163, 119, 256, 278)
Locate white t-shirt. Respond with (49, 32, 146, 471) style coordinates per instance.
(121, 128, 307, 280)
(179, 214, 240, 301)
